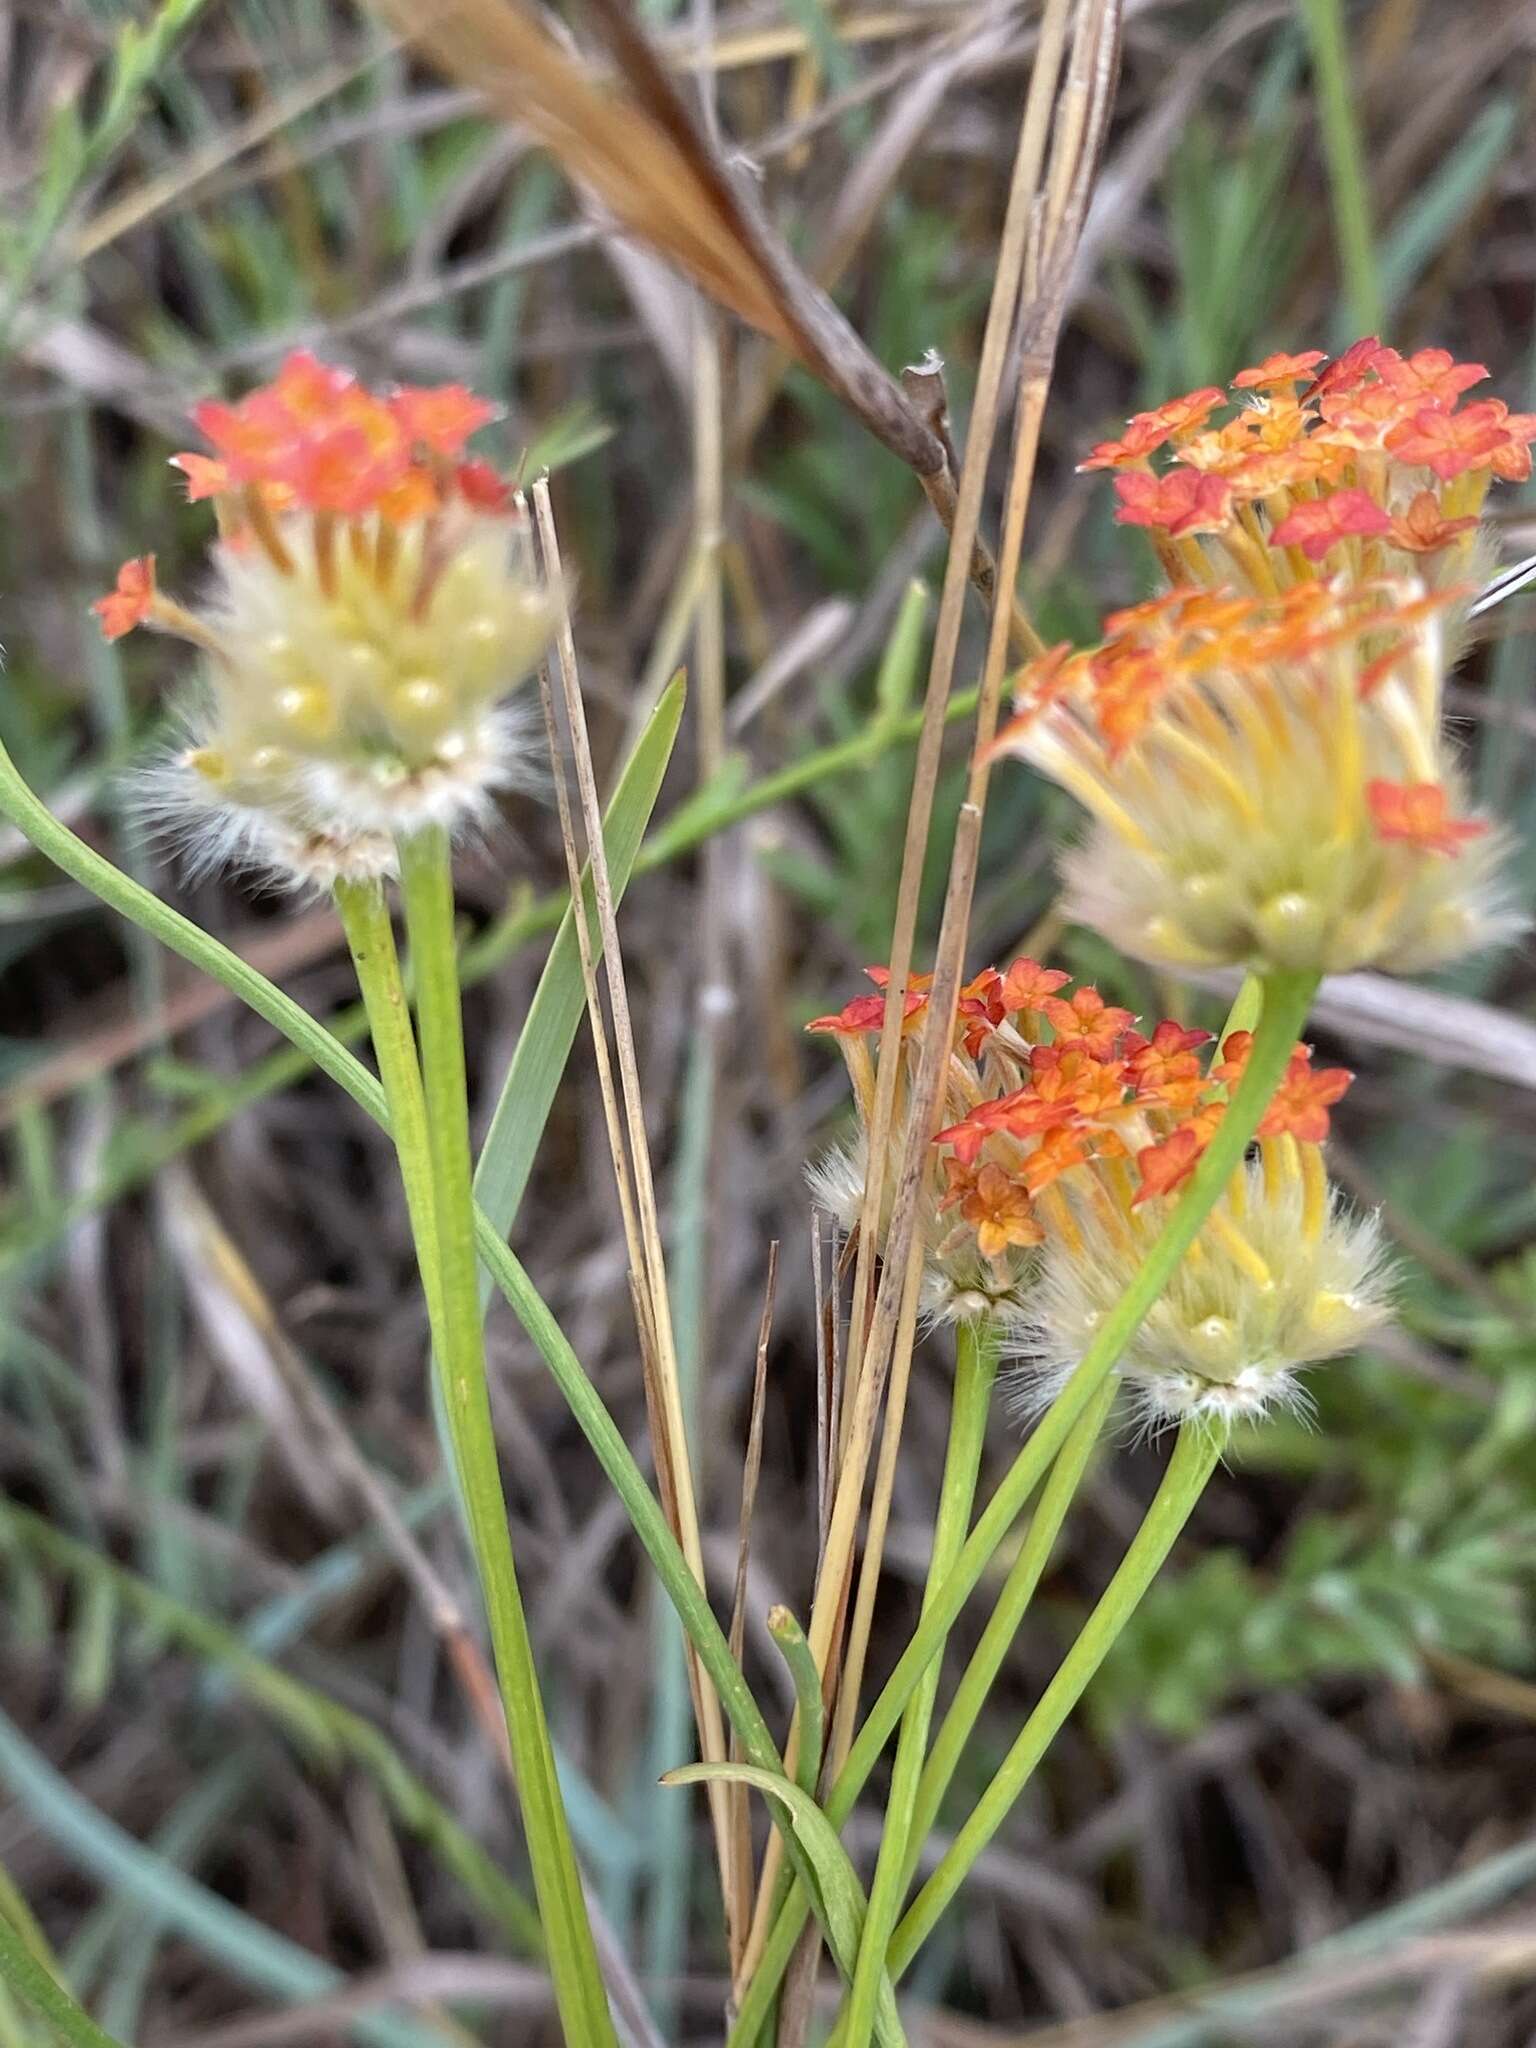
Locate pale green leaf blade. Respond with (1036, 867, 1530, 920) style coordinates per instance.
(663, 1763, 907, 2048)
(473, 671, 686, 1286)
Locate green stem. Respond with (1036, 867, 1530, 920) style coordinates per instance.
(889, 1421, 1226, 1974)
(346, 839, 616, 2048)
(841, 1318, 1000, 2048)
(0, 735, 784, 1791)
(1299, 0, 1382, 338)
(905, 1370, 1116, 1875)
(332, 877, 443, 1320)
(768, 1608, 825, 1797)
(728, 968, 1320, 2044)
(0, 1907, 124, 2048)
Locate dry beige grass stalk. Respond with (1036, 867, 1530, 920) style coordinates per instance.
(529, 478, 739, 1932)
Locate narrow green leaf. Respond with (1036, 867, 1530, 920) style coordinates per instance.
(473, 671, 686, 1287)
(0, 1704, 448, 2048)
(662, 1764, 907, 2048)
(0, 1908, 123, 2048)
(0, 1503, 541, 1959)
(1377, 100, 1517, 320)
(873, 582, 930, 730)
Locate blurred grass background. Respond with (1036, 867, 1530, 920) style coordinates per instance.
(3, 0, 1536, 2041)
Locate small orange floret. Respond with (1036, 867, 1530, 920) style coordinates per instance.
(1125, 1019, 1212, 1108)
(1212, 1029, 1254, 1086)
(1000, 956, 1072, 1013)
(808, 968, 930, 1037)
(1257, 1053, 1353, 1144)
(1078, 413, 1175, 472)
(1232, 350, 1327, 391)
(391, 383, 500, 456)
(957, 968, 1007, 1055)
(169, 451, 231, 501)
(806, 991, 925, 1036)
(1270, 487, 1391, 561)
(1375, 347, 1488, 408)
(1146, 386, 1227, 439)
(93, 556, 156, 640)
(1366, 778, 1488, 857)
(269, 349, 356, 421)
(1021, 1125, 1090, 1197)
(953, 1162, 1045, 1262)
(278, 422, 407, 517)
(1041, 985, 1135, 1056)
(1133, 1124, 1204, 1204)
(191, 395, 297, 482)
(455, 459, 513, 513)
(1113, 467, 1233, 539)
(1384, 400, 1512, 481)
(1388, 489, 1477, 555)
(1304, 336, 1387, 401)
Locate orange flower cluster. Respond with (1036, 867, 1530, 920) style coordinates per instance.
(811, 958, 1349, 1262)
(89, 354, 554, 887)
(807, 962, 1383, 1422)
(177, 349, 505, 523)
(1083, 339, 1532, 597)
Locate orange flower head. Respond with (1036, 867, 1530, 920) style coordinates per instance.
(107, 354, 554, 888)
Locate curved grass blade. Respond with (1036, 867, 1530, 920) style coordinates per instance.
(662, 1764, 906, 2048)
(0, 1906, 124, 2048)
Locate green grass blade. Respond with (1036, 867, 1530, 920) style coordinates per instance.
(662, 1765, 906, 2048)
(473, 670, 686, 1286)
(1377, 100, 1517, 321)
(1299, 0, 1382, 337)
(0, 1503, 542, 1958)
(0, 1907, 122, 2048)
(0, 1706, 449, 2048)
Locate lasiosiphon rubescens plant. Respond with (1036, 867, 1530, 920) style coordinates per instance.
(95, 349, 555, 888)
(751, 340, 1527, 2048)
(0, 330, 1525, 2048)
(809, 957, 1388, 1429)
(992, 340, 1528, 977)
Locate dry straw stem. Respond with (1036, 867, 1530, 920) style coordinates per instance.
(529, 479, 737, 1919)
(741, 0, 1120, 1981)
(837, 0, 1119, 1737)
(725, 1244, 780, 1962)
